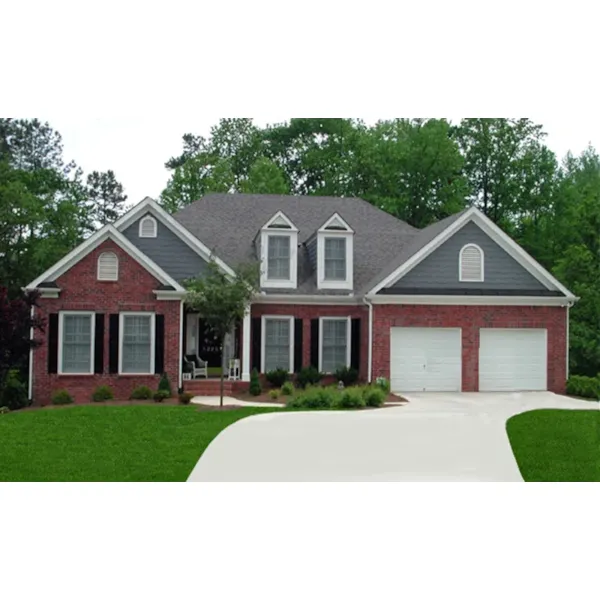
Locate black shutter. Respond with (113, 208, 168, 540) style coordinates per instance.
(94, 314, 105, 374)
(48, 313, 59, 374)
(351, 318, 361, 371)
(251, 318, 261, 372)
(109, 314, 119, 374)
(310, 319, 319, 369)
(294, 318, 303, 373)
(155, 314, 165, 374)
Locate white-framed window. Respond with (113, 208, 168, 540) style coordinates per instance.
(139, 215, 158, 238)
(317, 213, 354, 290)
(58, 311, 95, 375)
(119, 312, 155, 375)
(261, 316, 294, 373)
(319, 317, 351, 374)
(97, 251, 119, 281)
(459, 244, 484, 282)
(260, 212, 298, 289)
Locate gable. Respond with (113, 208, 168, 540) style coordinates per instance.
(382, 222, 548, 294)
(122, 213, 209, 283)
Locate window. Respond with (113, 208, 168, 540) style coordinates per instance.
(139, 215, 157, 238)
(320, 318, 350, 374)
(460, 244, 484, 282)
(59, 312, 95, 374)
(262, 317, 293, 373)
(324, 238, 346, 281)
(97, 251, 119, 281)
(120, 313, 155, 374)
(267, 235, 291, 280)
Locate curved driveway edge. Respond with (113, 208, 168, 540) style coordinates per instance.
(187, 392, 597, 482)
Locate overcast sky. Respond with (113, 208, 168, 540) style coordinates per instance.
(41, 116, 599, 206)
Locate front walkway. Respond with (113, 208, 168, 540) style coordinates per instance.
(188, 392, 596, 482)
(191, 396, 284, 408)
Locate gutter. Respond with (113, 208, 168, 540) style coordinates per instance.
(362, 296, 373, 383)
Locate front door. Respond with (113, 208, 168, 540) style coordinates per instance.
(198, 319, 222, 369)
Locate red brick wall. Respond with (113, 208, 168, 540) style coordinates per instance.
(372, 304, 567, 393)
(251, 304, 369, 380)
(32, 240, 181, 405)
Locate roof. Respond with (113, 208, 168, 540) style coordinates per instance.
(174, 193, 418, 295)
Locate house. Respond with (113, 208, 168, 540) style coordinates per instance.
(25, 194, 577, 404)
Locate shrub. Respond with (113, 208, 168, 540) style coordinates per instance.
(179, 392, 194, 405)
(52, 390, 74, 405)
(269, 389, 280, 400)
(0, 406, 10, 415)
(158, 373, 172, 397)
(265, 368, 289, 388)
(288, 387, 337, 410)
(296, 366, 323, 389)
(566, 375, 600, 400)
(332, 388, 365, 410)
(249, 368, 262, 397)
(130, 386, 153, 400)
(375, 377, 391, 393)
(335, 366, 359, 387)
(92, 385, 114, 403)
(363, 386, 386, 408)
(281, 381, 295, 396)
(153, 390, 170, 403)
(0, 369, 29, 411)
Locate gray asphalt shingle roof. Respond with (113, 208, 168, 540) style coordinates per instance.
(173, 193, 463, 295)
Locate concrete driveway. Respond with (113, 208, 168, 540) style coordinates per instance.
(187, 392, 597, 482)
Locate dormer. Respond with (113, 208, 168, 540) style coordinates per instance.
(317, 213, 354, 290)
(259, 211, 299, 289)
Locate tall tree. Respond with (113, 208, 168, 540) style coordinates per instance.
(240, 157, 290, 195)
(86, 170, 128, 226)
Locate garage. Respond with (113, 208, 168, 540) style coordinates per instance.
(390, 327, 462, 392)
(479, 328, 547, 392)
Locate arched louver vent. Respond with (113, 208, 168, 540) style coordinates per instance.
(98, 252, 119, 281)
(139, 215, 157, 238)
(460, 244, 484, 282)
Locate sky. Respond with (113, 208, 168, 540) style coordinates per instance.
(42, 116, 600, 206)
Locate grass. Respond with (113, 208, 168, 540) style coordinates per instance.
(0, 405, 279, 482)
(507, 409, 600, 482)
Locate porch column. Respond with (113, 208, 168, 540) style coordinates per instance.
(241, 306, 251, 382)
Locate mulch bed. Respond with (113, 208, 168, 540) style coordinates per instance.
(233, 391, 408, 407)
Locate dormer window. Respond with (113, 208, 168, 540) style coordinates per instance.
(260, 211, 298, 289)
(460, 244, 484, 282)
(317, 213, 354, 290)
(97, 252, 119, 281)
(139, 215, 157, 238)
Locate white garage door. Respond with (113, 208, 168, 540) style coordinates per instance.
(390, 328, 462, 392)
(479, 328, 547, 392)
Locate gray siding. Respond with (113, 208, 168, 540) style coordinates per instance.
(384, 222, 547, 292)
(123, 213, 209, 282)
(306, 237, 318, 272)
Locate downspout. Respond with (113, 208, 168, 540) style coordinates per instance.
(566, 302, 573, 380)
(362, 296, 373, 383)
(28, 305, 34, 402)
(178, 300, 184, 391)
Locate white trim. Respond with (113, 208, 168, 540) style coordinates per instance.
(318, 316, 351, 374)
(261, 231, 298, 289)
(263, 211, 299, 232)
(154, 290, 187, 301)
(566, 304, 570, 379)
(260, 315, 295, 374)
(459, 243, 484, 282)
(28, 305, 34, 401)
(255, 294, 359, 305)
(58, 311, 95, 375)
(317, 232, 354, 291)
(97, 251, 119, 281)
(363, 297, 373, 383)
(113, 197, 236, 278)
(366, 294, 576, 307)
(178, 301, 184, 390)
(25, 225, 185, 293)
(139, 215, 158, 238)
(319, 213, 354, 233)
(242, 307, 251, 382)
(118, 312, 156, 376)
(368, 206, 577, 300)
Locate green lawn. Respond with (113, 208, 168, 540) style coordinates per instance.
(0, 405, 279, 482)
(507, 409, 600, 482)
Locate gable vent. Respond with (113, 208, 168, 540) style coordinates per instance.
(139, 215, 158, 238)
(460, 244, 484, 282)
(98, 252, 119, 281)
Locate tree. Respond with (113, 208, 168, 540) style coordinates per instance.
(240, 157, 290, 194)
(184, 260, 260, 407)
(0, 287, 45, 408)
(86, 170, 128, 226)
